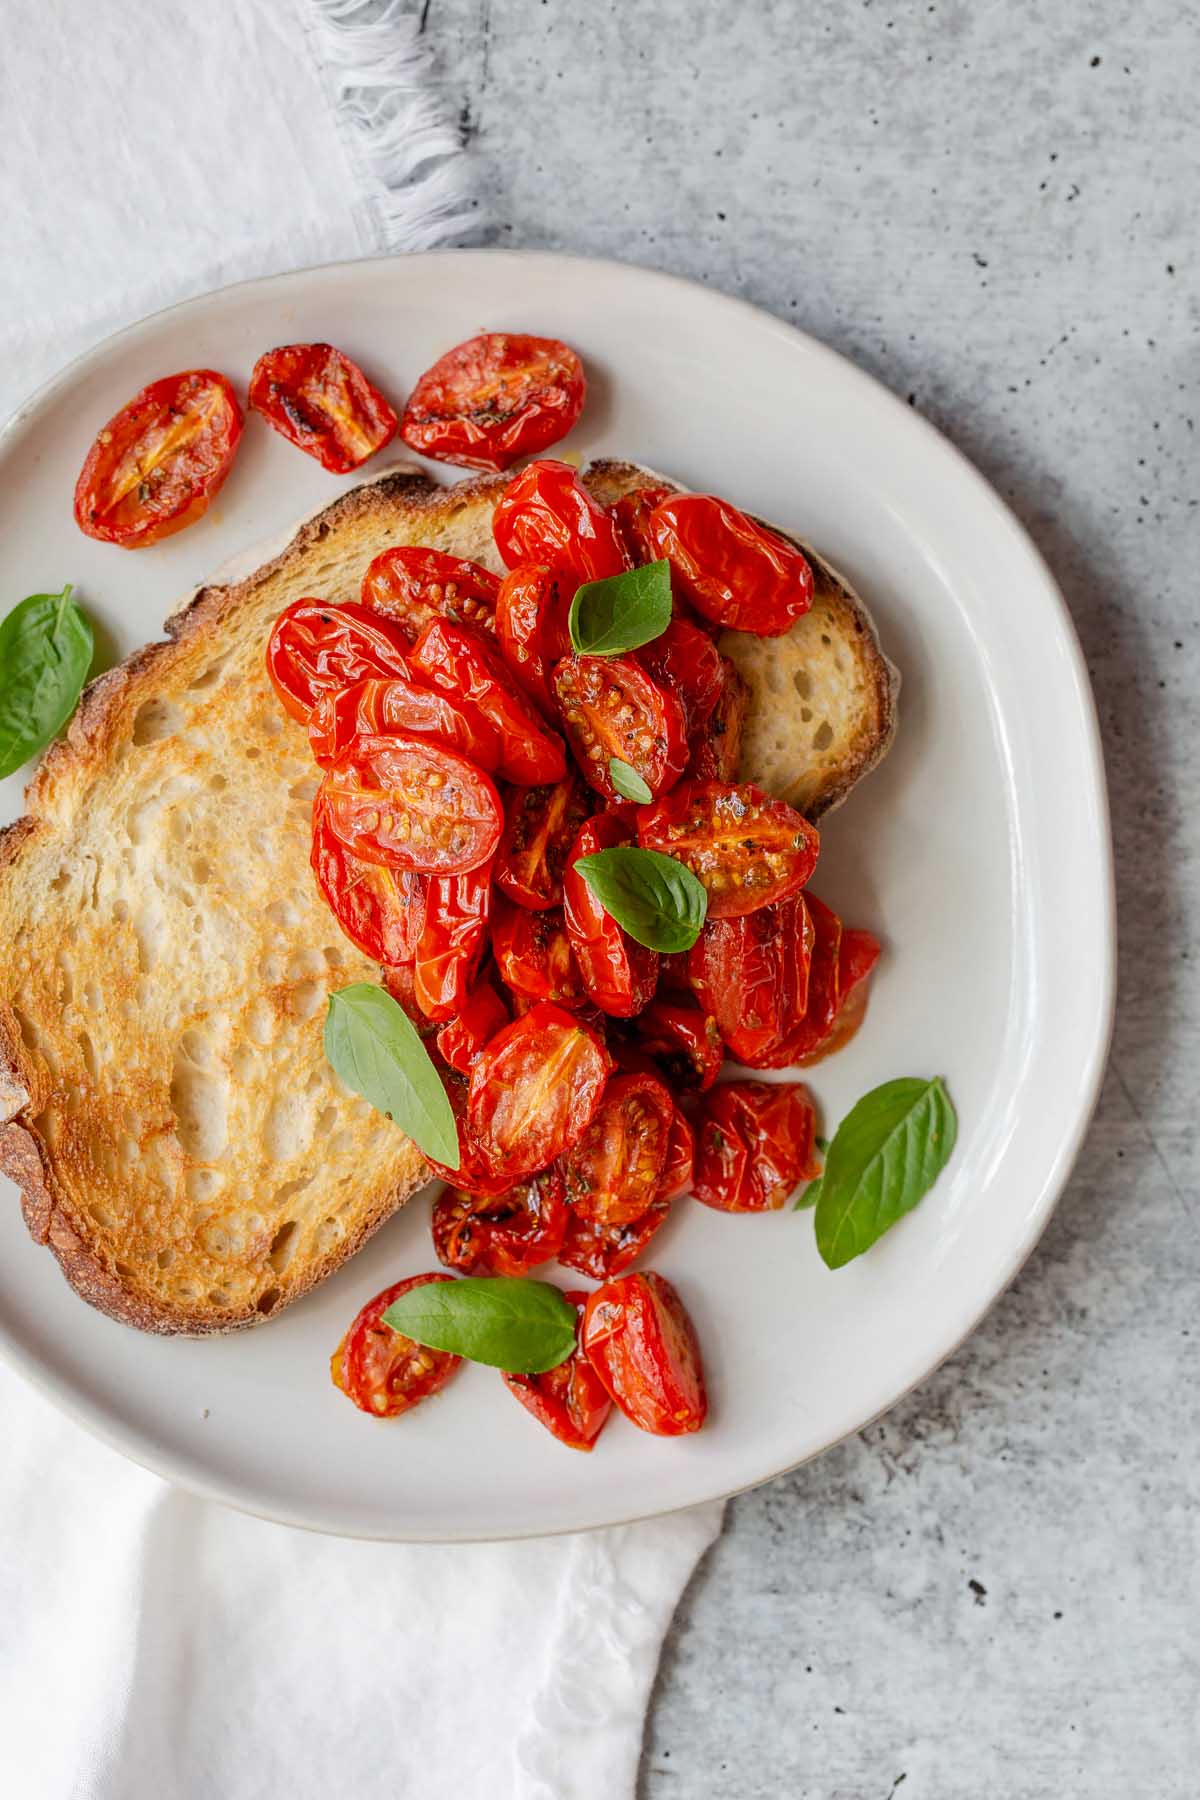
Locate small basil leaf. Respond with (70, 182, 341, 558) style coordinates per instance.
(814, 1077, 957, 1268)
(568, 560, 672, 656)
(382, 1276, 577, 1373)
(573, 845, 707, 953)
(324, 983, 459, 1168)
(793, 1174, 822, 1211)
(609, 757, 653, 804)
(0, 587, 94, 779)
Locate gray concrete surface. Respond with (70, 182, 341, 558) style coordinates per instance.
(426, 1, 1199, 1793)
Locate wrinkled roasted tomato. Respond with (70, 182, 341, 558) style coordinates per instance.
(431, 1164, 568, 1276)
(632, 1001, 723, 1093)
(687, 654, 749, 783)
(495, 773, 592, 912)
(687, 891, 815, 1067)
(582, 1272, 708, 1437)
(563, 812, 659, 1017)
(692, 1080, 820, 1212)
(331, 1273, 460, 1417)
(435, 973, 509, 1074)
(491, 897, 586, 1007)
(249, 343, 396, 472)
(493, 460, 629, 587)
(639, 780, 819, 918)
(553, 654, 688, 801)
(425, 1072, 516, 1197)
(410, 618, 566, 786)
(319, 733, 502, 875)
(360, 545, 499, 641)
(467, 1002, 612, 1180)
(561, 1071, 674, 1226)
(266, 598, 411, 723)
(637, 614, 724, 737)
(413, 862, 494, 1022)
(658, 1105, 696, 1200)
(306, 674, 502, 772)
(401, 333, 586, 472)
(648, 494, 814, 635)
(495, 564, 572, 717)
(785, 899, 881, 1065)
(502, 1290, 613, 1452)
(558, 1197, 672, 1282)
(610, 484, 674, 566)
(311, 800, 427, 965)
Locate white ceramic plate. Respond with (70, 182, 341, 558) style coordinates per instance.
(0, 252, 1113, 1540)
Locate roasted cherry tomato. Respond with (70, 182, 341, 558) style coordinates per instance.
(659, 1105, 697, 1200)
(307, 674, 502, 772)
(553, 654, 688, 800)
(637, 614, 724, 737)
(435, 972, 509, 1074)
(400, 333, 586, 472)
(360, 545, 499, 641)
(319, 733, 502, 876)
(692, 1080, 820, 1212)
(633, 1001, 724, 1093)
(426, 1074, 515, 1197)
(331, 1273, 460, 1417)
(432, 1164, 568, 1277)
(266, 598, 411, 723)
(610, 484, 675, 565)
(648, 493, 814, 636)
(410, 618, 566, 786)
(813, 927, 881, 1060)
(582, 1272, 707, 1437)
(495, 772, 592, 911)
(413, 862, 494, 1022)
(688, 891, 815, 1067)
(563, 813, 659, 1018)
(311, 800, 427, 965)
(493, 460, 629, 586)
(248, 343, 396, 473)
(491, 898, 586, 1007)
(687, 655, 749, 782)
(495, 564, 572, 717)
(558, 1198, 672, 1282)
(639, 780, 820, 919)
(467, 1001, 612, 1180)
(381, 960, 427, 1025)
(502, 1289, 613, 1452)
(561, 1072, 674, 1226)
(785, 901, 881, 1065)
(74, 369, 242, 548)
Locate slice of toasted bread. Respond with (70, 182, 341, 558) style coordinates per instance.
(0, 458, 897, 1335)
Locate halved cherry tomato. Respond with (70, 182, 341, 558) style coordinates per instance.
(381, 961, 427, 1025)
(502, 1289, 613, 1451)
(331, 1273, 460, 1417)
(553, 655, 688, 800)
(495, 565, 572, 717)
(558, 1198, 672, 1282)
(562, 813, 659, 1018)
(319, 733, 502, 876)
(360, 545, 499, 641)
(582, 1272, 707, 1437)
(688, 891, 815, 1067)
(493, 460, 630, 586)
(692, 1080, 820, 1212)
(495, 772, 592, 911)
(426, 1074, 516, 1197)
(401, 333, 586, 472)
(659, 1105, 697, 1200)
(812, 927, 881, 1061)
(311, 799, 427, 965)
(74, 370, 243, 548)
(410, 618, 566, 786)
(633, 1001, 724, 1093)
(266, 598, 411, 724)
(687, 655, 749, 782)
(307, 675, 502, 772)
(637, 614, 724, 737)
(638, 780, 820, 919)
(784, 902, 881, 1066)
(561, 1072, 674, 1226)
(431, 1165, 567, 1277)
(435, 972, 510, 1074)
(413, 862, 494, 1022)
(248, 343, 396, 473)
(491, 898, 586, 1007)
(648, 494, 814, 636)
(610, 484, 675, 566)
(467, 1002, 612, 1180)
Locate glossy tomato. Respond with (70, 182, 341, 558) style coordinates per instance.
(495, 564, 572, 717)
(307, 674, 502, 772)
(785, 901, 881, 1065)
(582, 1272, 707, 1437)
(688, 891, 815, 1067)
(495, 772, 592, 911)
(248, 343, 396, 473)
(435, 973, 509, 1074)
(648, 494, 814, 635)
(638, 780, 820, 918)
(491, 898, 586, 1007)
(502, 1290, 613, 1452)
(426, 1074, 516, 1197)
(266, 598, 411, 723)
(381, 960, 426, 1025)
(410, 618, 566, 786)
(562, 813, 659, 1018)
(400, 333, 585, 472)
(561, 1072, 674, 1226)
(319, 733, 502, 876)
(692, 1080, 820, 1212)
(311, 800, 427, 965)
(431, 1165, 568, 1277)
(632, 1000, 723, 1093)
(687, 655, 749, 782)
(610, 484, 674, 566)
(553, 654, 688, 800)
(558, 1198, 672, 1282)
(467, 1001, 612, 1180)
(492, 460, 629, 586)
(413, 862, 494, 1022)
(637, 614, 724, 737)
(360, 545, 499, 641)
(331, 1273, 461, 1417)
(815, 927, 881, 1060)
(659, 1104, 697, 1200)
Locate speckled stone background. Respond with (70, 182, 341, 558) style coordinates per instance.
(424, 0, 1198, 1793)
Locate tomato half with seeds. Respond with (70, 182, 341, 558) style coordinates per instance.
(692, 1080, 820, 1212)
(495, 564, 572, 717)
(307, 675, 502, 772)
(266, 598, 411, 723)
(410, 618, 566, 786)
(562, 813, 659, 1018)
(426, 1074, 514, 1197)
(432, 1165, 568, 1277)
(561, 1072, 674, 1226)
(688, 891, 815, 1067)
(331, 1273, 461, 1417)
(639, 780, 819, 919)
(648, 494, 814, 636)
(320, 734, 501, 875)
(435, 973, 509, 1074)
(413, 862, 494, 1022)
(553, 654, 688, 800)
(610, 484, 675, 566)
(468, 1001, 612, 1180)
(633, 1001, 723, 1093)
(491, 898, 586, 1007)
(503, 1289, 613, 1451)
(495, 772, 592, 911)
(493, 460, 629, 586)
(74, 369, 242, 548)
(249, 343, 396, 473)
(558, 1199, 672, 1282)
(311, 800, 427, 965)
(637, 614, 724, 737)
(401, 333, 586, 472)
(582, 1272, 707, 1437)
(360, 545, 499, 641)
(687, 655, 749, 783)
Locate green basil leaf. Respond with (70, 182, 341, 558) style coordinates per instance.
(324, 983, 459, 1168)
(609, 757, 653, 804)
(0, 586, 93, 779)
(573, 845, 707, 953)
(382, 1276, 577, 1373)
(568, 559, 672, 656)
(814, 1077, 957, 1268)
(793, 1174, 822, 1211)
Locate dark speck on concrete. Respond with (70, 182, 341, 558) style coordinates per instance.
(969, 1578, 988, 1604)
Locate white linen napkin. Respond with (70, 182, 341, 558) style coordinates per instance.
(0, 4, 723, 1794)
